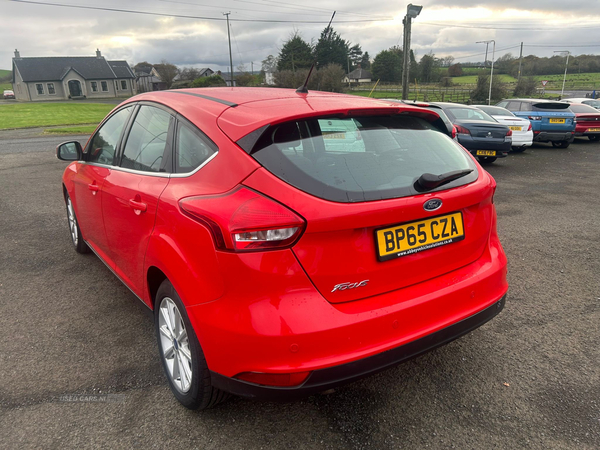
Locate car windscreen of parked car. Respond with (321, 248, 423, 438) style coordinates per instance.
(443, 107, 496, 122)
(251, 115, 476, 203)
(568, 104, 599, 114)
(477, 106, 516, 117)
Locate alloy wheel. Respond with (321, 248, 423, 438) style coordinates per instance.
(158, 297, 193, 393)
(67, 197, 78, 246)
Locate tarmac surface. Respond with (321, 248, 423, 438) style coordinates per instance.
(0, 131, 599, 449)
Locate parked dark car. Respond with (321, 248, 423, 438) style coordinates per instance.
(431, 103, 512, 164)
(384, 100, 457, 139)
(496, 99, 575, 148)
(568, 103, 600, 141)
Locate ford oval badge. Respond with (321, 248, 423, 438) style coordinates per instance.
(423, 199, 442, 211)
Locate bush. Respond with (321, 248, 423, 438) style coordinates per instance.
(470, 73, 507, 103)
(513, 77, 537, 97)
(190, 75, 226, 88)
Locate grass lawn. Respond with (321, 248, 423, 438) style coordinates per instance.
(451, 74, 517, 85)
(43, 125, 97, 135)
(0, 102, 114, 130)
(0, 69, 12, 92)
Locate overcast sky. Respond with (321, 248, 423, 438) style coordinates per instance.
(3, 0, 600, 72)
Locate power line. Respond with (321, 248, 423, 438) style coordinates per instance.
(420, 21, 600, 31)
(451, 45, 521, 60)
(159, 0, 334, 18)
(9, 0, 391, 23)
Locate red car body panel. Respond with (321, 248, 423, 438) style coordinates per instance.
(574, 112, 600, 136)
(60, 87, 508, 395)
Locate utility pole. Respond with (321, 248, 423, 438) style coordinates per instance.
(401, 4, 423, 100)
(223, 12, 234, 86)
(484, 43, 489, 69)
(476, 40, 495, 105)
(251, 61, 254, 75)
(517, 42, 523, 81)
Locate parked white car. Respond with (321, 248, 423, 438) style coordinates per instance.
(562, 98, 600, 110)
(474, 105, 533, 152)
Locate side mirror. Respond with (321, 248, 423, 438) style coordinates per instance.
(56, 141, 83, 161)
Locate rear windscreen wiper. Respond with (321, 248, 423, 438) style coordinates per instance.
(415, 169, 474, 192)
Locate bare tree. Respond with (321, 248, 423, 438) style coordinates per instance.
(153, 60, 179, 89)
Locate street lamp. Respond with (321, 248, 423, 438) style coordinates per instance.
(554, 50, 570, 99)
(401, 4, 423, 100)
(476, 40, 495, 105)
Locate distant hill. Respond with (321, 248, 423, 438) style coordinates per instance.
(0, 69, 11, 78)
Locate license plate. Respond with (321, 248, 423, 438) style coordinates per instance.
(509, 126, 522, 131)
(549, 118, 565, 124)
(375, 212, 465, 262)
(476, 150, 496, 156)
(588, 128, 600, 132)
(323, 132, 346, 139)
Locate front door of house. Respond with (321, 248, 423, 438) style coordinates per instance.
(68, 80, 82, 97)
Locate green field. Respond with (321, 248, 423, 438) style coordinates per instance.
(450, 72, 600, 90)
(0, 103, 114, 130)
(451, 74, 518, 85)
(0, 69, 12, 92)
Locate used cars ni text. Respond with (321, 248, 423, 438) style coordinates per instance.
(431, 102, 512, 164)
(57, 88, 508, 409)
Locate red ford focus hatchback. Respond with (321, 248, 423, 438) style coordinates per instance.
(57, 88, 508, 409)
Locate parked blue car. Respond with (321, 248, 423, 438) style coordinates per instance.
(496, 99, 575, 148)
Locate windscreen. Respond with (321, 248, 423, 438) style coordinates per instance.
(479, 106, 515, 117)
(251, 115, 477, 203)
(569, 104, 598, 114)
(444, 107, 496, 122)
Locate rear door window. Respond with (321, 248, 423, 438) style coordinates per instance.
(120, 105, 173, 173)
(251, 115, 477, 203)
(174, 122, 217, 173)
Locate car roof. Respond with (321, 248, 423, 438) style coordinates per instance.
(501, 98, 569, 104)
(123, 87, 440, 142)
(430, 102, 481, 109)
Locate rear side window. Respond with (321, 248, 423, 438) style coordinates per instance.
(121, 106, 173, 172)
(175, 122, 217, 174)
(569, 104, 598, 113)
(87, 106, 133, 164)
(251, 115, 477, 203)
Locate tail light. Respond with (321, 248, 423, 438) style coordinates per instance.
(180, 187, 306, 252)
(454, 124, 471, 135)
(235, 371, 311, 387)
(528, 116, 542, 121)
(506, 129, 513, 137)
(527, 122, 532, 131)
(451, 125, 457, 139)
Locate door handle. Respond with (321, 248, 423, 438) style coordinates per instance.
(88, 183, 99, 192)
(129, 199, 147, 213)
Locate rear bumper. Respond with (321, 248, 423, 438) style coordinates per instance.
(511, 132, 533, 148)
(210, 294, 506, 400)
(533, 131, 574, 142)
(574, 127, 600, 136)
(458, 136, 510, 157)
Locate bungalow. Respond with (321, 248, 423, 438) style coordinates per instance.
(11, 49, 136, 101)
(343, 66, 373, 84)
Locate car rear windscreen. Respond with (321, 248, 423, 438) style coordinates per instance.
(250, 115, 478, 203)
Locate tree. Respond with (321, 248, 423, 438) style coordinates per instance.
(153, 60, 179, 89)
(448, 63, 463, 77)
(441, 56, 455, 67)
(179, 67, 201, 81)
(418, 52, 438, 83)
(277, 32, 313, 72)
(348, 44, 363, 71)
(190, 74, 226, 88)
(319, 64, 345, 92)
(470, 73, 507, 103)
(314, 26, 350, 69)
(513, 76, 537, 97)
(133, 61, 153, 73)
(371, 49, 402, 82)
(361, 52, 371, 70)
(261, 55, 278, 73)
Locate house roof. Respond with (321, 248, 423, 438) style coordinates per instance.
(347, 67, 372, 79)
(108, 60, 135, 79)
(12, 56, 134, 82)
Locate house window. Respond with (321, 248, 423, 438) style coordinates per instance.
(47, 83, 56, 95)
(121, 80, 127, 90)
(91, 81, 98, 92)
(101, 81, 108, 92)
(36, 83, 44, 95)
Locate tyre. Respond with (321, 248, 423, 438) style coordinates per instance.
(511, 146, 526, 153)
(551, 141, 570, 148)
(477, 156, 497, 164)
(155, 279, 228, 410)
(588, 135, 600, 142)
(65, 194, 89, 254)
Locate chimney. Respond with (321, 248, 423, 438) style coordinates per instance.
(357, 63, 361, 69)
(14, 49, 21, 59)
(96, 49, 102, 58)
